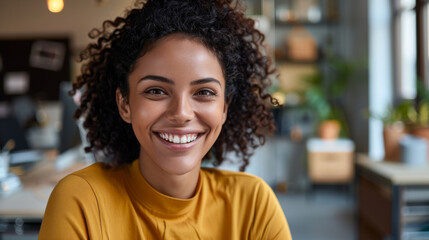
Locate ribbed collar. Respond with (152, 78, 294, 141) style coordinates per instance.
(126, 160, 202, 219)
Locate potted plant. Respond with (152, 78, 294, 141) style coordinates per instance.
(404, 81, 429, 128)
(400, 82, 429, 162)
(372, 102, 409, 161)
(375, 81, 429, 161)
(303, 55, 364, 140)
(304, 75, 343, 140)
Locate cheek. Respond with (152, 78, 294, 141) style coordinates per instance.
(130, 100, 164, 130)
(196, 102, 226, 130)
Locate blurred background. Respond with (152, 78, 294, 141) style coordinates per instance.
(0, 0, 428, 239)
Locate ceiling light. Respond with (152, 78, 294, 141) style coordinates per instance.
(47, 0, 64, 13)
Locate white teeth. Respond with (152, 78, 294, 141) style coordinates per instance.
(159, 133, 198, 144)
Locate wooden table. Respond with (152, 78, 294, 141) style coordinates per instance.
(357, 154, 429, 240)
(0, 151, 88, 235)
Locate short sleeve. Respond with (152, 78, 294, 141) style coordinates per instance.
(251, 180, 292, 240)
(38, 174, 101, 240)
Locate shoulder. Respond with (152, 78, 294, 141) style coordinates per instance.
(53, 162, 129, 198)
(44, 162, 130, 223)
(70, 161, 116, 179)
(68, 162, 127, 182)
(201, 168, 272, 197)
(40, 163, 116, 238)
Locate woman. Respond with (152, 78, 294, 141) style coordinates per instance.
(39, 0, 292, 239)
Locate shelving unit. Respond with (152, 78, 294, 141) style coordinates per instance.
(241, 0, 355, 191)
(357, 154, 429, 240)
(273, 0, 341, 62)
(402, 187, 429, 239)
(270, 0, 344, 133)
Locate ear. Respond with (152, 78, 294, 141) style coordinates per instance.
(116, 89, 131, 124)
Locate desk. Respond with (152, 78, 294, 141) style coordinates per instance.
(357, 154, 429, 240)
(0, 152, 87, 236)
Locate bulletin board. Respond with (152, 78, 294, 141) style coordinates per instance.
(0, 37, 71, 101)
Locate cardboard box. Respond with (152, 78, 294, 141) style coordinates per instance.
(307, 138, 355, 183)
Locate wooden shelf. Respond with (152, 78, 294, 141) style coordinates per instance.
(275, 19, 339, 27)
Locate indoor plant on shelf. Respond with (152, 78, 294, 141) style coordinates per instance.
(400, 82, 429, 160)
(373, 101, 410, 161)
(303, 55, 365, 140)
(376, 81, 429, 161)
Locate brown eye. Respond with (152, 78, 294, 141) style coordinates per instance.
(145, 88, 166, 95)
(195, 89, 216, 97)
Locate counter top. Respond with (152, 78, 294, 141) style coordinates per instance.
(0, 152, 88, 219)
(357, 154, 429, 185)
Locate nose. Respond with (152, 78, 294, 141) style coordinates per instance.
(165, 94, 195, 124)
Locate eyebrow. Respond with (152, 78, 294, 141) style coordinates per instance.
(191, 78, 221, 86)
(138, 75, 221, 86)
(138, 75, 174, 84)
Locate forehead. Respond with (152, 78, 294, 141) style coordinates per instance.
(142, 34, 214, 62)
(144, 34, 206, 53)
(130, 34, 225, 84)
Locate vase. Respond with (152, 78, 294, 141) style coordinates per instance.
(408, 126, 429, 163)
(318, 120, 340, 140)
(383, 124, 406, 162)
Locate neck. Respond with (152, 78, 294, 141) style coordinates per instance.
(139, 158, 200, 199)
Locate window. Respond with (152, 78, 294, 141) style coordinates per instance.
(420, 0, 429, 87)
(393, 0, 417, 100)
(395, 0, 429, 100)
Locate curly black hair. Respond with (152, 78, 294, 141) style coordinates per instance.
(72, 0, 279, 171)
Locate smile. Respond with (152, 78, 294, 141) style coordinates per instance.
(158, 133, 199, 144)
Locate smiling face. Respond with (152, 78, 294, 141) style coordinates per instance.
(116, 34, 227, 178)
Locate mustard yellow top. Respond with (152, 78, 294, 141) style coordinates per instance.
(39, 160, 292, 239)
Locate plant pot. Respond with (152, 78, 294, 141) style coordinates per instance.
(318, 120, 340, 140)
(408, 126, 429, 163)
(383, 124, 406, 162)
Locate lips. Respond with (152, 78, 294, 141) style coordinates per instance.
(158, 133, 198, 144)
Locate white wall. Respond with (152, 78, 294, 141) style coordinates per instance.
(0, 0, 135, 56)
